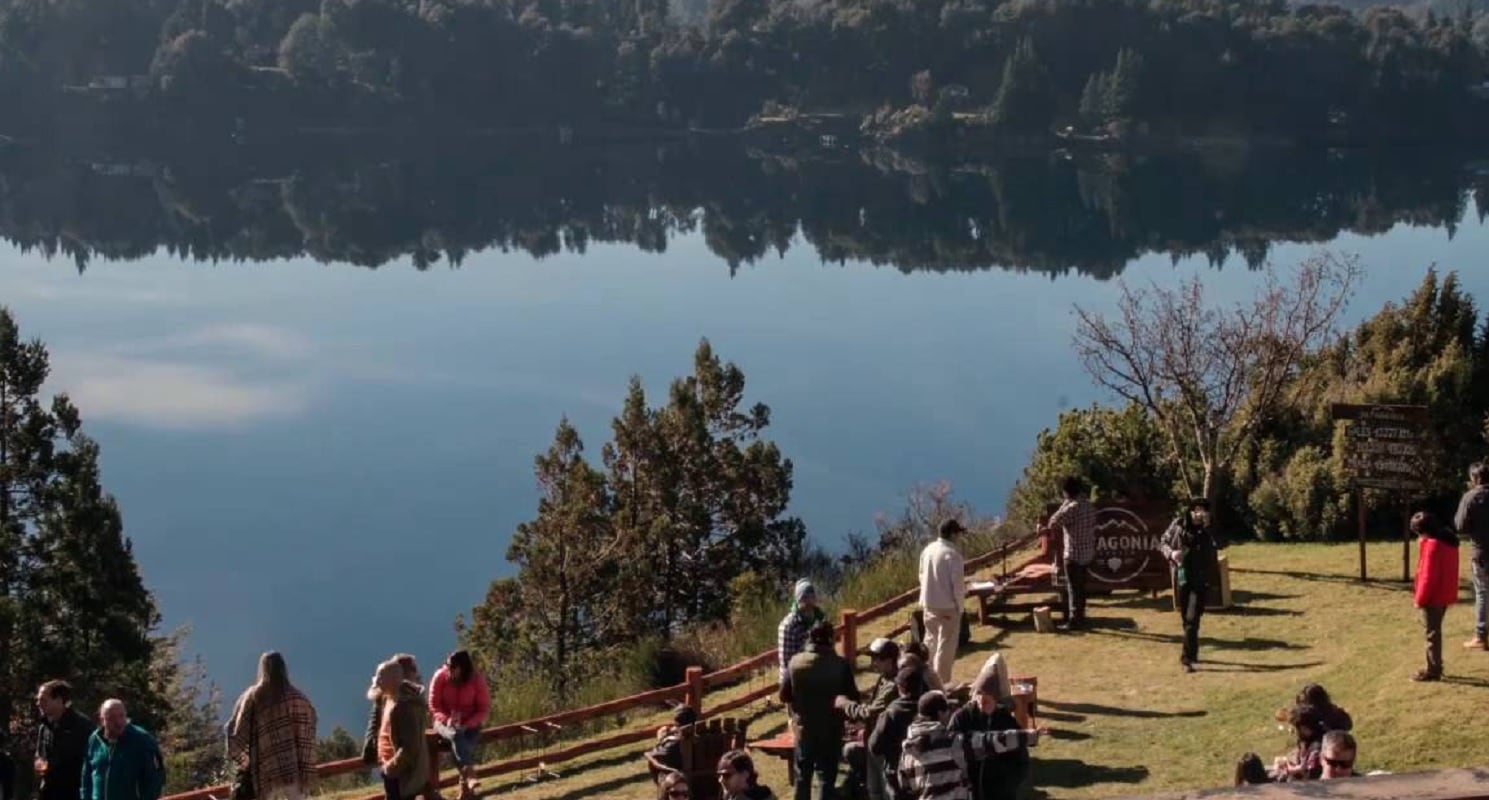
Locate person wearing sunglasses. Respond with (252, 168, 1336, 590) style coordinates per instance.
(1320, 731, 1357, 780)
(656, 772, 691, 800)
(718, 750, 777, 800)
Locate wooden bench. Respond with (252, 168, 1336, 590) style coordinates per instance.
(647, 718, 748, 800)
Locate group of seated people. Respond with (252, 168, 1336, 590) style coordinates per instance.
(1235, 683, 1361, 785)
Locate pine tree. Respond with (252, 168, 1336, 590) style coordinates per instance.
(1107, 48, 1145, 121)
(992, 38, 1054, 132)
(0, 307, 164, 741)
(1078, 71, 1110, 124)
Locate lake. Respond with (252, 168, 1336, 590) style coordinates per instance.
(1, 138, 1487, 731)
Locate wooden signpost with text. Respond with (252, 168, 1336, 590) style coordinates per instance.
(1330, 403, 1428, 582)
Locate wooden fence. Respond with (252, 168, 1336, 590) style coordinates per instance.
(161, 531, 1040, 800)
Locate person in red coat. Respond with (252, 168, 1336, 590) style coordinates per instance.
(1412, 511, 1460, 682)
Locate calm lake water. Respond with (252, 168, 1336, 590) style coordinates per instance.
(1, 140, 1488, 729)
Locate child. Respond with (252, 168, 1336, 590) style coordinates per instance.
(1411, 510, 1460, 682)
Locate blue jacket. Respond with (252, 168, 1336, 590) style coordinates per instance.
(81, 725, 165, 800)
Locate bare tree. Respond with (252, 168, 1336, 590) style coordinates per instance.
(1071, 253, 1360, 511)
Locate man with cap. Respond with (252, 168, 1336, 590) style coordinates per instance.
(780, 578, 828, 690)
(1160, 497, 1227, 672)
(836, 638, 902, 800)
(786, 621, 859, 800)
(919, 519, 967, 687)
(949, 654, 1030, 800)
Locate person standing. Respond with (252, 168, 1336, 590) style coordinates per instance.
(1456, 462, 1489, 651)
(81, 700, 164, 800)
(785, 621, 859, 800)
(779, 579, 827, 690)
(35, 680, 96, 800)
(228, 652, 319, 800)
(371, 659, 432, 800)
(1411, 511, 1460, 682)
(1046, 477, 1096, 632)
(919, 520, 966, 687)
(837, 638, 902, 800)
(364, 656, 444, 800)
(1159, 498, 1227, 673)
(429, 651, 490, 799)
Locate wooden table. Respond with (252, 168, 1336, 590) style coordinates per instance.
(747, 731, 798, 785)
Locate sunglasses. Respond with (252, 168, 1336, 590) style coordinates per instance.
(667, 791, 690, 798)
(1323, 757, 1354, 769)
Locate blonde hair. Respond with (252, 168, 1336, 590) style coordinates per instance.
(368, 659, 402, 701)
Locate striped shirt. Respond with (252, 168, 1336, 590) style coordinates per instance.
(897, 720, 1037, 800)
(1048, 498, 1097, 565)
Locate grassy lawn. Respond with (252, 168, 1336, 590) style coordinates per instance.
(347, 542, 1489, 800)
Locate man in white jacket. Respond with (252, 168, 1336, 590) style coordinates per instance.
(919, 519, 967, 686)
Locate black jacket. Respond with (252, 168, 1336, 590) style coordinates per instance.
(1456, 486, 1489, 562)
(948, 704, 1029, 800)
(867, 696, 918, 771)
(37, 708, 96, 800)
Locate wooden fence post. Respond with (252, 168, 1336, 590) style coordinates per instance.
(685, 666, 705, 713)
(841, 609, 858, 668)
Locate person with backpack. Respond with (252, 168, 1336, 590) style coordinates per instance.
(1411, 510, 1460, 682)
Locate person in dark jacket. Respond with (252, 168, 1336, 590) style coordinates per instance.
(948, 656, 1031, 800)
(81, 700, 165, 800)
(1411, 510, 1460, 682)
(1159, 498, 1227, 673)
(363, 656, 443, 800)
(1456, 462, 1489, 650)
(647, 706, 700, 781)
(786, 621, 859, 800)
(718, 750, 778, 800)
(897, 692, 1043, 800)
(868, 668, 926, 799)
(838, 638, 901, 800)
(35, 680, 96, 800)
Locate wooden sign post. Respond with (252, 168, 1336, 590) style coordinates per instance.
(1330, 403, 1428, 582)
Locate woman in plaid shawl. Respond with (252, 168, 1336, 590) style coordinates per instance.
(228, 652, 319, 800)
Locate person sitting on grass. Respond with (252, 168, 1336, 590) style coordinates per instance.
(1235, 704, 1324, 785)
(1292, 684, 1351, 733)
(1320, 731, 1357, 779)
(718, 750, 777, 800)
(647, 706, 701, 782)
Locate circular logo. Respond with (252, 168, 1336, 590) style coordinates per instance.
(1087, 507, 1162, 585)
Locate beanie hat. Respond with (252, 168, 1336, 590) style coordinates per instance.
(793, 579, 816, 605)
(969, 652, 1012, 702)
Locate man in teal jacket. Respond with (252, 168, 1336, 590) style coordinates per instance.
(82, 700, 164, 800)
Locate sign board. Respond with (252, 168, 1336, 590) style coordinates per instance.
(1088, 505, 1167, 586)
(1330, 403, 1428, 492)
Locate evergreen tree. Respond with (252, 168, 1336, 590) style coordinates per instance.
(991, 38, 1054, 132)
(1078, 71, 1110, 125)
(0, 307, 164, 741)
(1106, 48, 1144, 120)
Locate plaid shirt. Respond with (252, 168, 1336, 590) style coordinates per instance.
(777, 606, 824, 684)
(229, 686, 318, 794)
(1049, 498, 1096, 565)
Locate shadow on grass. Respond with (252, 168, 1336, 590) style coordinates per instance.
(1231, 568, 1412, 593)
(1089, 627, 1309, 653)
(1038, 710, 1086, 723)
(1042, 699, 1206, 720)
(1029, 758, 1150, 790)
(1218, 605, 1304, 618)
(1201, 658, 1325, 673)
(1047, 728, 1093, 742)
(1441, 675, 1489, 689)
(962, 626, 1015, 656)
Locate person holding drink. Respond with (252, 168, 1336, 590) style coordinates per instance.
(35, 680, 95, 800)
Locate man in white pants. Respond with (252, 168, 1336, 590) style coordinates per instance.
(919, 519, 967, 686)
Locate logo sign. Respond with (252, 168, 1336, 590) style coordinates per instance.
(1088, 506, 1166, 585)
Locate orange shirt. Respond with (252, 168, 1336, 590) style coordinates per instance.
(377, 698, 397, 765)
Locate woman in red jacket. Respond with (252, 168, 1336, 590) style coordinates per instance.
(1412, 511, 1460, 682)
(429, 651, 490, 798)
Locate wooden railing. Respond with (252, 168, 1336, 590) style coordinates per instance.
(162, 531, 1041, 800)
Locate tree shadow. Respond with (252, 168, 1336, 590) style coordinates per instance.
(1041, 699, 1206, 719)
(1027, 758, 1150, 790)
(1441, 675, 1489, 689)
(1047, 728, 1094, 742)
(1230, 589, 1300, 603)
(1231, 568, 1412, 593)
(1037, 710, 1086, 723)
(1201, 659, 1325, 673)
(961, 627, 1015, 656)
